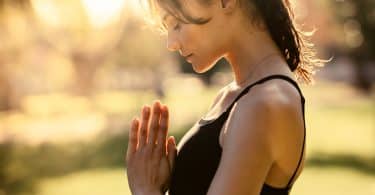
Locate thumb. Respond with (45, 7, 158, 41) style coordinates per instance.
(167, 136, 177, 170)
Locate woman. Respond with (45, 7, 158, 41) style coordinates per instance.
(125, 0, 325, 195)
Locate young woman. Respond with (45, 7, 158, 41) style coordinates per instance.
(125, 0, 325, 195)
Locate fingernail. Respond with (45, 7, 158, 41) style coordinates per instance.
(132, 117, 139, 124)
(144, 106, 150, 113)
(154, 100, 161, 106)
(163, 106, 169, 116)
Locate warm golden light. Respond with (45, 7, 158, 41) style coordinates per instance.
(81, 0, 126, 28)
(31, 0, 62, 27)
(31, 0, 126, 28)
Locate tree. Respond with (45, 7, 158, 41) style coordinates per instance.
(332, 0, 375, 92)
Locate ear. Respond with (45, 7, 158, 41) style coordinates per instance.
(220, 0, 237, 13)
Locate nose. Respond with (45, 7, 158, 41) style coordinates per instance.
(167, 33, 180, 52)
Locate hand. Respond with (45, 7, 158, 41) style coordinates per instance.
(126, 100, 177, 195)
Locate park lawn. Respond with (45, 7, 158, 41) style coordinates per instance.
(35, 168, 131, 195)
(35, 167, 375, 195)
(34, 79, 375, 195)
(301, 80, 375, 157)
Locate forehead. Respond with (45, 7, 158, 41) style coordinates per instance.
(158, 0, 214, 22)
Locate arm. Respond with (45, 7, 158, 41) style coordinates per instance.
(207, 88, 294, 195)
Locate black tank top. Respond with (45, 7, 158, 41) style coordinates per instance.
(168, 75, 306, 195)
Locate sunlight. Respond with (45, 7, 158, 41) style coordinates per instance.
(31, 0, 126, 28)
(31, 0, 62, 27)
(120, 0, 150, 18)
(81, 0, 126, 28)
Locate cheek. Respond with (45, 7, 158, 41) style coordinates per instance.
(180, 25, 225, 71)
(199, 26, 226, 57)
(191, 44, 223, 73)
(188, 32, 221, 55)
(197, 37, 225, 65)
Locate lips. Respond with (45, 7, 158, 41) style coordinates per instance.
(184, 54, 193, 60)
(185, 54, 194, 63)
(183, 53, 193, 58)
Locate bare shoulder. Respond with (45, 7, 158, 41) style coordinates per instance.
(233, 77, 303, 123)
(208, 77, 306, 193)
(245, 78, 302, 111)
(222, 78, 305, 159)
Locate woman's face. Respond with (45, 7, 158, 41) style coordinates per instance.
(160, 0, 234, 73)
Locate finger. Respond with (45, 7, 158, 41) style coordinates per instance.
(157, 105, 169, 156)
(148, 101, 161, 146)
(167, 136, 177, 170)
(139, 105, 151, 147)
(126, 118, 139, 161)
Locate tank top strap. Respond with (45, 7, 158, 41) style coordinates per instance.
(226, 74, 305, 112)
(223, 74, 306, 188)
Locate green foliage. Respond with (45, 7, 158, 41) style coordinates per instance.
(332, 0, 375, 90)
(0, 128, 187, 195)
(0, 81, 374, 194)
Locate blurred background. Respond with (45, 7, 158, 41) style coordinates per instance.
(0, 0, 373, 194)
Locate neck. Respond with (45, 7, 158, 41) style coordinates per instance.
(223, 27, 285, 88)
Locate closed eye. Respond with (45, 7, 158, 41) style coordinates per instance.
(173, 22, 181, 31)
(162, 14, 182, 32)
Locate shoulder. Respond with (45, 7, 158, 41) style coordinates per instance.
(222, 77, 304, 157)
(233, 77, 302, 124)
(207, 77, 305, 195)
(240, 78, 302, 113)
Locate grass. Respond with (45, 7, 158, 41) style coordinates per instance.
(35, 169, 131, 195)
(302, 81, 375, 157)
(292, 167, 375, 195)
(34, 167, 375, 195)
(8, 79, 375, 195)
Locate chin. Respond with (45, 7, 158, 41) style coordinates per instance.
(191, 57, 221, 74)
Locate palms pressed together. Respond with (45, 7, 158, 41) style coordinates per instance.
(126, 101, 177, 195)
